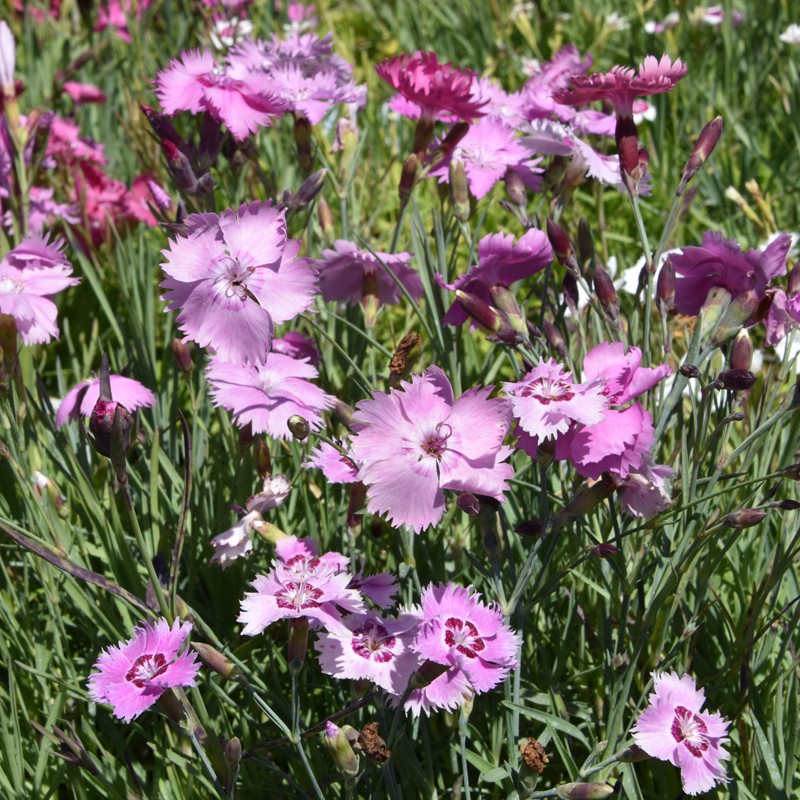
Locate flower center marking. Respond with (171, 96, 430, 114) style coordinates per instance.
(671, 705, 710, 757)
(125, 653, 168, 688)
(444, 617, 485, 658)
(351, 620, 396, 663)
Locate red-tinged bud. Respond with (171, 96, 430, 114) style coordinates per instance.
(318, 196, 334, 235)
(293, 113, 314, 174)
(515, 519, 544, 537)
(88, 356, 133, 463)
(457, 492, 481, 516)
(361, 269, 380, 328)
(429, 121, 470, 170)
(553, 476, 615, 527)
(577, 217, 595, 269)
(556, 782, 614, 800)
(547, 218, 578, 273)
(490, 285, 527, 335)
(766, 499, 800, 510)
(450, 155, 471, 222)
(711, 291, 759, 346)
(656, 257, 676, 312)
(411, 113, 436, 159)
(455, 290, 502, 333)
(287, 415, 310, 440)
(615, 115, 640, 193)
(724, 509, 767, 528)
(171, 337, 193, 375)
(191, 642, 239, 679)
(334, 399, 355, 428)
(718, 369, 756, 391)
(224, 737, 242, 767)
(141, 104, 188, 153)
(562, 272, 579, 309)
(543, 318, 567, 359)
(294, 168, 327, 207)
(593, 265, 620, 321)
(347, 481, 367, 531)
(323, 722, 360, 779)
(409, 660, 451, 690)
(504, 167, 527, 207)
(592, 542, 620, 558)
(699, 287, 732, 339)
(398, 153, 419, 207)
(680, 364, 701, 379)
(730, 329, 753, 371)
(681, 116, 723, 189)
(255, 437, 272, 479)
(618, 745, 650, 763)
(162, 139, 199, 194)
(288, 617, 310, 675)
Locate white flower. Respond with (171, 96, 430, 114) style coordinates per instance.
(779, 24, 800, 44)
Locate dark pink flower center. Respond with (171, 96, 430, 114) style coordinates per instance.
(350, 620, 396, 663)
(522, 377, 574, 405)
(671, 705, 710, 757)
(444, 617, 485, 658)
(275, 580, 323, 610)
(421, 422, 452, 459)
(125, 653, 168, 688)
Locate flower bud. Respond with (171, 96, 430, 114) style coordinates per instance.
(428, 121, 470, 170)
(288, 617, 309, 675)
(556, 782, 615, 799)
(504, 167, 527, 207)
(592, 542, 620, 558)
(409, 660, 451, 689)
(454, 290, 502, 333)
(730, 329, 753, 371)
(681, 116, 723, 188)
(679, 364, 701, 379)
(412, 113, 436, 159)
(656, 257, 675, 312)
(318, 196, 334, 235)
(724, 508, 767, 528)
(593, 265, 619, 321)
(293, 113, 313, 174)
(515, 519, 544, 538)
(562, 272, 579, 309)
(141, 104, 189, 154)
(457, 492, 481, 516)
(252, 519, 287, 545)
(711, 290, 758, 346)
(88, 356, 133, 464)
(295, 168, 327, 207)
(543, 319, 567, 359)
(617, 744, 650, 763)
(323, 722, 360, 779)
(450, 155, 471, 222)
(547, 218, 578, 272)
(699, 287, 732, 340)
(224, 737, 242, 767)
(615, 115, 640, 194)
(577, 218, 595, 272)
(287, 415, 310, 440)
(172, 337, 193, 375)
(719, 368, 756, 391)
(490, 285, 527, 335)
(398, 153, 419, 207)
(766, 498, 800, 510)
(191, 642, 239, 680)
(553, 476, 615, 527)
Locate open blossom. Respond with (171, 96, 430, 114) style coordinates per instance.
(504, 359, 607, 441)
(442, 229, 553, 327)
(0, 236, 78, 345)
(272, 331, 320, 364)
(315, 241, 422, 306)
(615, 458, 673, 517)
(238, 552, 366, 636)
(671, 231, 791, 315)
(632, 672, 730, 795)
(780, 24, 800, 45)
(376, 52, 486, 121)
(316, 612, 420, 694)
(581, 341, 671, 405)
(305, 441, 359, 484)
(521, 44, 593, 122)
(552, 55, 687, 119)
(87, 619, 200, 723)
(206, 353, 333, 438)
(210, 509, 260, 568)
(403, 583, 521, 717)
(155, 48, 285, 140)
(56, 374, 155, 427)
(428, 118, 542, 199)
(161, 201, 316, 365)
(350, 367, 514, 533)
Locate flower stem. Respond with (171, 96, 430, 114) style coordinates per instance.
(459, 709, 472, 800)
(291, 670, 325, 800)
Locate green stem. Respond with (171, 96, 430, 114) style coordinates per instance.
(459, 710, 472, 800)
(291, 672, 325, 800)
(628, 192, 654, 365)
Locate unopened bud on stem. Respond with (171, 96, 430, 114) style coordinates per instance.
(680, 116, 723, 192)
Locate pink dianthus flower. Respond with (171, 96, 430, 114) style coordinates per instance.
(56, 374, 155, 427)
(160, 201, 316, 365)
(350, 367, 514, 533)
(632, 671, 730, 796)
(87, 618, 200, 723)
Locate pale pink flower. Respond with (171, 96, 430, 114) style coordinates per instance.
(441, 229, 553, 327)
(275, 534, 318, 563)
(504, 360, 607, 441)
(632, 672, 730, 796)
(87, 618, 200, 723)
(56, 374, 155, 427)
(552, 55, 687, 119)
(428, 118, 542, 200)
(94, 0, 154, 43)
(63, 82, 107, 105)
(247, 473, 291, 512)
(314, 241, 422, 306)
(155, 48, 285, 140)
(238, 553, 365, 636)
(160, 201, 316, 365)
(375, 52, 486, 122)
(581, 341, 671, 405)
(469, 76, 527, 128)
(305, 441, 359, 484)
(272, 331, 319, 364)
(316, 612, 420, 694)
(210, 509, 260, 568)
(206, 353, 333, 438)
(615, 459, 673, 517)
(671, 231, 791, 315)
(521, 44, 593, 123)
(350, 367, 514, 533)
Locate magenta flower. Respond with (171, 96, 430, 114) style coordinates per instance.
(428, 118, 542, 200)
(442, 229, 553, 327)
(160, 201, 316, 365)
(315, 241, 422, 306)
(520, 45, 593, 123)
(63, 81, 107, 105)
(87, 618, 200, 723)
(305, 441, 359, 484)
(581, 342, 671, 405)
(0, 236, 79, 345)
(375, 52, 486, 122)
(350, 367, 514, 533)
(504, 360, 607, 441)
(56, 374, 156, 428)
(272, 331, 320, 364)
(238, 553, 366, 636)
(155, 48, 285, 140)
(403, 583, 521, 716)
(632, 671, 730, 796)
(552, 55, 687, 119)
(316, 612, 420, 694)
(206, 353, 333, 438)
(671, 231, 791, 315)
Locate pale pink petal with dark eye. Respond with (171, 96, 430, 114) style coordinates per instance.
(238, 591, 283, 635)
(445, 387, 511, 460)
(305, 442, 360, 484)
(653, 671, 707, 713)
(218, 202, 285, 268)
(404, 666, 472, 717)
(675, 745, 728, 796)
(632, 700, 681, 761)
(160, 226, 224, 283)
(0, 294, 59, 344)
(14, 267, 79, 295)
